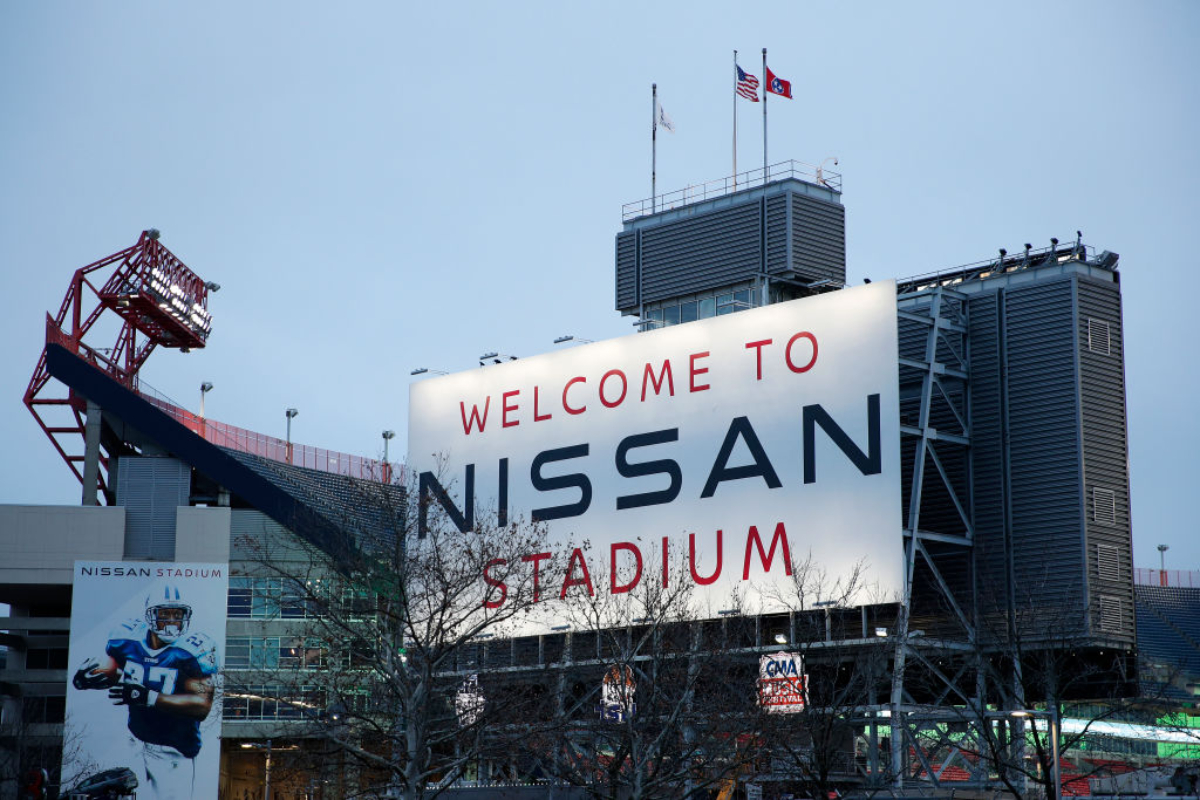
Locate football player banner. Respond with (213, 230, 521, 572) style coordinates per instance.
(63, 561, 228, 800)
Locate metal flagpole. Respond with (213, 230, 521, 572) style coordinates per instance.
(762, 48, 768, 183)
(733, 50, 738, 189)
(652, 83, 657, 213)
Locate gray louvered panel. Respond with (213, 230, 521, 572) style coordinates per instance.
(967, 294, 1011, 623)
(1077, 276, 1135, 643)
(788, 194, 845, 284)
(1003, 279, 1087, 632)
(639, 203, 761, 304)
(116, 457, 190, 560)
(766, 195, 787, 273)
(615, 232, 637, 309)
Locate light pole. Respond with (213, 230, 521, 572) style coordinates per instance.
(285, 408, 298, 464)
(241, 739, 273, 800)
(382, 430, 395, 483)
(1158, 544, 1170, 585)
(200, 382, 213, 418)
(1012, 709, 1060, 800)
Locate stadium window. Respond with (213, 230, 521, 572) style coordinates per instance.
(24, 648, 68, 670)
(23, 695, 66, 724)
(225, 637, 251, 669)
(228, 577, 252, 617)
(680, 300, 698, 323)
(716, 293, 735, 315)
(250, 637, 280, 669)
(734, 289, 753, 309)
(661, 304, 681, 326)
(698, 297, 715, 319)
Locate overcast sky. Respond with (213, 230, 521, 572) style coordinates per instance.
(1, 2, 1196, 570)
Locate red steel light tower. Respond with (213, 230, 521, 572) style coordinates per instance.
(24, 230, 216, 502)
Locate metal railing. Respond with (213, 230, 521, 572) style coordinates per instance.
(896, 242, 1097, 295)
(137, 383, 403, 485)
(1135, 568, 1200, 588)
(622, 159, 842, 222)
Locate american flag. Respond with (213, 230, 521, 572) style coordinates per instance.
(736, 65, 759, 102)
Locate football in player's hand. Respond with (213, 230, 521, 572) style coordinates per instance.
(72, 657, 116, 690)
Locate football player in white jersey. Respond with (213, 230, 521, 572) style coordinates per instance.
(73, 585, 218, 800)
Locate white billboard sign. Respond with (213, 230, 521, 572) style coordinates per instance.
(408, 282, 902, 630)
(63, 562, 228, 800)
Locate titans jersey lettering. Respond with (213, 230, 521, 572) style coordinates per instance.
(106, 620, 217, 759)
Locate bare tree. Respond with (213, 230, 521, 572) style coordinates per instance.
(904, 581, 1158, 800)
(752, 554, 894, 799)
(525, 540, 759, 800)
(231, 472, 560, 800)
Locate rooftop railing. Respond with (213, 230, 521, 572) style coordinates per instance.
(622, 159, 842, 222)
(136, 382, 403, 485)
(896, 240, 1104, 295)
(1135, 568, 1200, 589)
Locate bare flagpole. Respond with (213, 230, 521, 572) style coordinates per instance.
(762, 47, 768, 183)
(733, 50, 738, 189)
(652, 82, 657, 213)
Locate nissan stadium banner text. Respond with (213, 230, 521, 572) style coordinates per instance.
(63, 562, 228, 800)
(408, 282, 902, 630)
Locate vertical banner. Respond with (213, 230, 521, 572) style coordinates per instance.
(63, 562, 228, 800)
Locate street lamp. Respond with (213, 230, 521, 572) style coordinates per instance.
(200, 382, 213, 418)
(1011, 708, 1061, 800)
(382, 430, 396, 484)
(285, 408, 298, 464)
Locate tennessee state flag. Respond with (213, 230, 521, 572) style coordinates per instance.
(765, 66, 792, 99)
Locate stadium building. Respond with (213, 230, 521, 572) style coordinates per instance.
(1, 164, 1197, 799)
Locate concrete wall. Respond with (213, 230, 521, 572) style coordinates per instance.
(0, 505, 125, 591)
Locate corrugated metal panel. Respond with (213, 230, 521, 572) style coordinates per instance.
(638, 203, 762, 304)
(766, 195, 787, 274)
(788, 193, 845, 284)
(1077, 277, 1135, 643)
(116, 457, 190, 560)
(615, 231, 637, 310)
(614, 188, 845, 313)
(1004, 279, 1087, 634)
(968, 293, 1012, 623)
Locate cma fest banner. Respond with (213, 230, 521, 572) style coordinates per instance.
(63, 562, 228, 800)
(408, 282, 902, 630)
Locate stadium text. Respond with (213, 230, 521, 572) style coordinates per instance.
(480, 521, 794, 608)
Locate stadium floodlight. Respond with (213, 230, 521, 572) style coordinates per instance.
(554, 335, 594, 345)
(382, 430, 395, 466)
(285, 409, 299, 457)
(1158, 544, 1170, 573)
(411, 367, 448, 376)
(204, 281, 221, 293)
(478, 352, 517, 366)
(200, 382, 213, 418)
